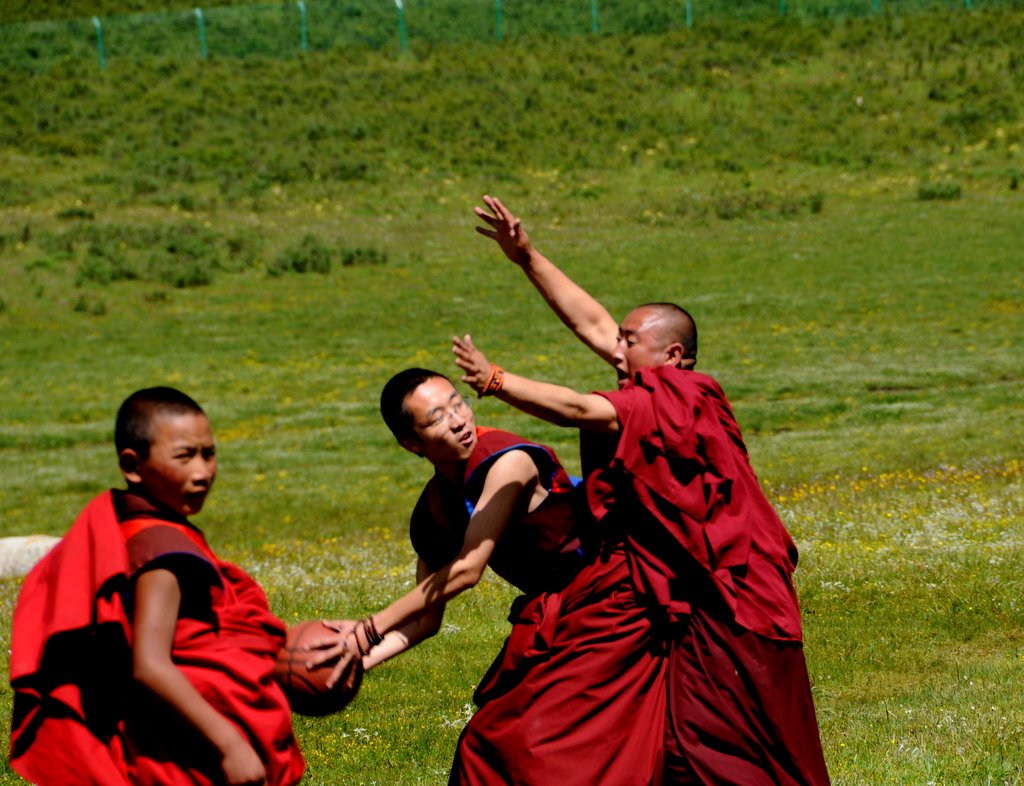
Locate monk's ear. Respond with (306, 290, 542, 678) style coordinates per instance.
(398, 434, 425, 458)
(119, 449, 143, 484)
(664, 342, 686, 368)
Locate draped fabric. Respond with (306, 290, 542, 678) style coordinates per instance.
(450, 544, 665, 786)
(591, 367, 802, 642)
(591, 368, 830, 785)
(9, 491, 305, 786)
(411, 428, 665, 786)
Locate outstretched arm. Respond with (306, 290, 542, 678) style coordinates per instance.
(453, 334, 619, 434)
(312, 449, 542, 685)
(329, 559, 445, 672)
(475, 195, 619, 364)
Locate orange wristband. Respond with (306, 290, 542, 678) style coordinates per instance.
(480, 364, 505, 397)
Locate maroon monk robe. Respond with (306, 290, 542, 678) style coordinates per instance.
(9, 491, 305, 786)
(592, 367, 830, 786)
(412, 428, 665, 786)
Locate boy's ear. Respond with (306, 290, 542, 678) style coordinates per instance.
(119, 448, 143, 484)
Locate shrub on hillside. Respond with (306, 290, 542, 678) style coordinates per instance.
(341, 247, 387, 267)
(76, 243, 137, 285)
(917, 180, 962, 201)
(271, 234, 334, 275)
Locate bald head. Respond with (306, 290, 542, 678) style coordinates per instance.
(634, 302, 698, 364)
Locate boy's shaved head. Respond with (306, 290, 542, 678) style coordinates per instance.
(115, 387, 205, 458)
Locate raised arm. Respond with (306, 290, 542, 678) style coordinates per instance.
(474, 195, 619, 364)
(453, 334, 619, 434)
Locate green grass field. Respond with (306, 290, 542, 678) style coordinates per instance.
(2, 6, 1023, 784)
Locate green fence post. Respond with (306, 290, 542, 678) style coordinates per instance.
(591, 0, 599, 33)
(964, 0, 972, 9)
(194, 7, 208, 59)
(92, 16, 106, 70)
(495, 0, 504, 41)
(297, 0, 309, 53)
(779, 0, 786, 17)
(871, 0, 881, 13)
(685, 0, 694, 29)
(395, 0, 408, 53)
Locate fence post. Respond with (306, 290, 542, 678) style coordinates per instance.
(92, 16, 106, 70)
(495, 0, 504, 41)
(297, 0, 309, 53)
(779, 0, 786, 17)
(394, 0, 408, 53)
(194, 7, 208, 59)
(685, 0, 693, 29)
(591, 0, 599, 33)
(871, 0, 881, 13)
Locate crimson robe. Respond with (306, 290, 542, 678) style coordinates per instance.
(412, 428, 665, 786)
(9, 491, 305, 786)
(592, 367, 830, 786)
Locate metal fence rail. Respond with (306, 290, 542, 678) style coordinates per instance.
(1, 0, 1015, 72)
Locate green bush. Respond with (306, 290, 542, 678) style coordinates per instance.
(340, 247, 387, 267)
(917, 180, 962, 201)
(271, 234, 334, 275)
(76, 243, 137, 285)
(56, 205, 94, 220)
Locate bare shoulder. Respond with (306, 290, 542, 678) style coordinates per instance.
(484, 447, 542, 485)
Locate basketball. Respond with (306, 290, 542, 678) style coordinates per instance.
(274, 620, 363, 717)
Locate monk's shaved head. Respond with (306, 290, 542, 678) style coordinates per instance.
(636, 303, 698, 363)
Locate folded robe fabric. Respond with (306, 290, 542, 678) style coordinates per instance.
(591, 366, 803, 641)
(590, 367, 830, 785)
(9, 491, 305, 786)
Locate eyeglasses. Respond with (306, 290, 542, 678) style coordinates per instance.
(413, 396, 472, 431)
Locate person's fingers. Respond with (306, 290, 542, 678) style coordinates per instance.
(303, 643, 341, 668)
(325, 651, 355, 689)
(474, 205, 499, 224)
(474, 226, 498, 240)
(493, 199, 518, 227)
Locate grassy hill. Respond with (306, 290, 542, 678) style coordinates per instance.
(1, 7, 1023, 785)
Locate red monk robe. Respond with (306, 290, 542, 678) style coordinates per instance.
(9, 490, 305, 786)
(590, 367, 830, 786)
(412, 428, 665, 786)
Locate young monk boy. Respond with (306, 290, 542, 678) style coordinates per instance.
(9, 387, 305, 786)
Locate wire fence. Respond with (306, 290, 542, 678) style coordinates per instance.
(1, 0, 1017, 72)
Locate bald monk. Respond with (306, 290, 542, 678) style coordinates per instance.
(452, 195, 830, 786)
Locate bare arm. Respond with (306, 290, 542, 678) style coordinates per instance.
(453, 334, 619, 433)
(475, 195, 619, 364)
(359, 558, 444, 670)
(133, 569, 266, 786)
(313, 450, 541, 683)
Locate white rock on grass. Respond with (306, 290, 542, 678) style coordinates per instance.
(0, 535, 61, 578)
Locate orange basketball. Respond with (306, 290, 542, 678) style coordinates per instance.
(274, 620, 363, 717)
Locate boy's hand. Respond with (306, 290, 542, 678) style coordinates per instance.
(474, 195, 532, 267)
(220, 734, 266, 785)
(452, 335, 492, 396)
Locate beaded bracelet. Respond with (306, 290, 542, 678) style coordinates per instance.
(480, 364, 505, 398)
(363, 615, 384, 648)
